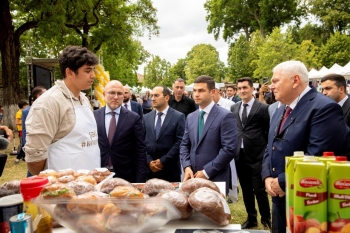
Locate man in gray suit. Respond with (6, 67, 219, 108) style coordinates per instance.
(321, 73, 350, 160)
(180, 75, 238, 194)
(143, 85, 185, 182)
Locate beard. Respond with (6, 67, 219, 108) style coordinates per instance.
(123, 98, 129, 103)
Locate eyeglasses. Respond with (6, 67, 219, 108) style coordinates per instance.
(106, 91, 124, 97)
(150, 94, 164, 98)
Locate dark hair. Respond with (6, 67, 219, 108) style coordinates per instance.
(58, 46, 98, 78)
(194, 75, 215, 91)
(32, 86, 46, 101)
(18, 100, 28, 109)
(237, 77, 253, 87)
(174, 78, 186, 85)
(131, 94, 137, 101)
(321, 74, 346, 89)
(226, 85, 237, 91)
(155, 85, 171, 97)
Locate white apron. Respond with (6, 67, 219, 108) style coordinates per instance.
(48, 84, 100, 171)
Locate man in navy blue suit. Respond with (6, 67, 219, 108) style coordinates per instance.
(262, 61, 348, 232)
(180, 75, 238, 194)
(123, 86, 143, 120)
(143, 85, 185, 182)
(94, 80, 147, 183)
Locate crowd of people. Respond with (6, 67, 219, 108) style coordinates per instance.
(4, 45, 349, 233)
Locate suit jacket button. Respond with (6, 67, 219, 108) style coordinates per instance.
(272, 146, 275, 150)
(272, 168, 275, 172)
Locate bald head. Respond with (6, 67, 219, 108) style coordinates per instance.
(123, 86, 131, 103)
(103, 80, 124, 110)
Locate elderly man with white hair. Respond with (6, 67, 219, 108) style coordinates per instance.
(262, 60, 348, 232)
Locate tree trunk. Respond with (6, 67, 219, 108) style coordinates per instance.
(0, 0, 22, 129)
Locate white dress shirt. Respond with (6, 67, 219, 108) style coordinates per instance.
(154, 106, 169, 128)
(123, 100, 131, 111)
(338, 95, 348, 107)
(217, 97, 235, 111)
(105, 105, 121, 136)
(239, 98, 255, 148)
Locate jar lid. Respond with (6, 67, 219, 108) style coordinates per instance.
(335, 156, 347, 162)
(323, 151, 334, 156)
(20, 176, 48, 200)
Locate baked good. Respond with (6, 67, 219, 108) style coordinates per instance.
(180, 178, 220, 196)
(90, 168, 110, 183)
(142, 202, 167, 218)
(100, 178, 132, 194)
(76, 213, 106, 233)
(38, 169, 57, 178)
(105, 213, 138, 233)
(67, 180, 96, 195)
(0, 180, 20, 197)
(57, 175, 75, 183)
(40, 183, 76, 199)
(157, 190, 192, 219)
(110, 186, 143, 199)
(57, 169, 74, 178)
(47, 176, 58, 185)
(142, 178, 175, 196)
(188, 187, 231, 226)
(102, 202, 121, 216)
(75, 175, 97, 185)
(66, 192, 105, 214)
(73, 169, 90, 178)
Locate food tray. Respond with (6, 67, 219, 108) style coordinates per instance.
(33, 196, 181, 233)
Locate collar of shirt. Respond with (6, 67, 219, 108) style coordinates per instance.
(56, 80, 86, 103)
(105, 105, 121, 115)
(124, 100, 131, 109)
(199, 101, 215, 120)
(288, 86, 311, 110)
(156, 105, 169, 116)
(338, 95, 348, 107)
(240, 97, 255, 116)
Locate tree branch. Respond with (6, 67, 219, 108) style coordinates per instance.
(14, 21, 39, 40)
(65, 23, 83, 35)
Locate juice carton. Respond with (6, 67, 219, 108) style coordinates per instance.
(317, 152, 335, 166)
(294, 156, 327, 233)
(327, 162, 350, 233)
(286, 152, 304, 233)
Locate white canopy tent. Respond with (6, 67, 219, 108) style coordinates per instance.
(329, 63, 343, 73)
(309, 68, 321, 79)
(185, 82, 225, 91)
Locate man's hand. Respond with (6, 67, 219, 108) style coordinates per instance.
(182, 167, 194, 182)
(154, 159, 163, 169)
(148, 160, 162, 173)
(259, 83, 269, 94)
(271, 178, 285, 197)
(265, 177, 277, 197)
(0, 125, 13, 141)
(194, 170, 208, 179)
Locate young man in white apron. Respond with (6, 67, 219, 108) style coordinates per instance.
(24, 46, 101, 175)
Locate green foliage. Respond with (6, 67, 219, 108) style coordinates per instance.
(185, 44, 224, 83)
(169, 58, 187, 82)
(143, 56, 171, 88)
(289, 23, 330, 47)
(309, 0, 350, 34)
(254, 28, 298, 78)
(319, 32, 350, 67)
(296, 40, 321, 69)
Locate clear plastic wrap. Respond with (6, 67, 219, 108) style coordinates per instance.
(142, 178, 175, 196)
(33, 196, 181, 233)
(180, 178, 221, 196)
(100, 178, 132, 194)
(157, 190, 193, 220)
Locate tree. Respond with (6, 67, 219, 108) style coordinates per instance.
(204, 0, 304, 40)
(319, 32, 350, 67)
(185, 44, 225, 83)
(289, 23, 330, 47)
(143, 56, 171, 88)
(296, 40, 321, 69)
(308, 0, 350, 34)
(254, 27, 298, 78)
(227, 35, 254, 82)
(169, 58, 187, 82)
(0, 0, 158, 128)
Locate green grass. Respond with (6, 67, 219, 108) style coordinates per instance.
(1, 137, 270, 230)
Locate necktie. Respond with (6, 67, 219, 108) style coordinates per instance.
(198, 110, 205, 139)
(155, 112, 163, 139)
(242, 104, 248, 126)
(124, 104, 128, 110)
(107, 111, 116, 168)
(279, 106, 292, 134)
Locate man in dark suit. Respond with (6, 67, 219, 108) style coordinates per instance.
(231, 77, 271, 229)
(123, 86, 143, 120)
(226, 85, 241, 103)
(262, 61, 348, 233)
(94, 80, 147, 183)
(143, 85, 185, 182)
(180, 75, 238, 194)
(321, 73, 350, 160)
(169, 78, 197, 117)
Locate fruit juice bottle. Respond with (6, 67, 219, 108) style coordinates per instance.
(286, 151, 305, 233)
(327, 160, 350, 233)
(318, 152, 335, 166)
(294, 156, 327, 233)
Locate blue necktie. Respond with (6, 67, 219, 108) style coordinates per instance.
(198, 110, 205, 139)
(155, 112, 163, 139)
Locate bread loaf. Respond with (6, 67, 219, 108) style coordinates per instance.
(142, 178, 175, 196)
(180, 178, 220, 196)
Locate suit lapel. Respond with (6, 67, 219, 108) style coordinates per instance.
(233, 104, 243, 130)
(198, 105, 219, 145)
(113, 107, 128, 144)
(149, 110, 156, 140)
(191, 110, 199, 146)
(342, 97, 350, 117)
(245, 100, 259, 127)
(130, 101, 135, 112)
(157, 108, 173, 141)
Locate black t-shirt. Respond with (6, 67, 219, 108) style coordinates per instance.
(169, 95, 197, 117)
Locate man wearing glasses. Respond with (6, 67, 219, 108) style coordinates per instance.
(94, 80, 147, 183)
(262, 60, 348, 233)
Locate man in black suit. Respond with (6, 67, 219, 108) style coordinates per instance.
(231, 77, 271, 229)
(143, 85, 185, 182)
(94, 80, 147, 183)
(123, 86, 143, 120)
(321, 73, 350, 160)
